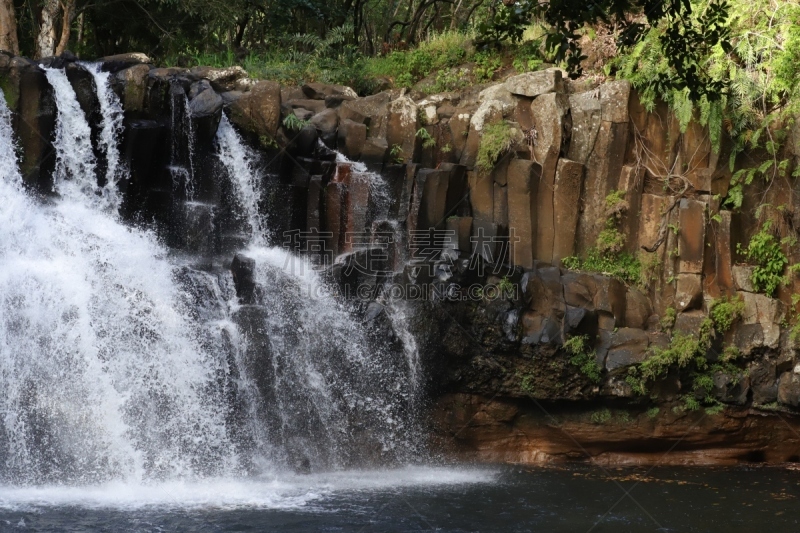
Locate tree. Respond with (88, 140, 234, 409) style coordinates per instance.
(0, 0, 18, 54)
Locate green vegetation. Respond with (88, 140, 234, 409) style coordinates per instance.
(660, 307, 677, 331)
(646, 406, 660, 419)
(496, 276, 515, 297)
(282, 113, 310, 131)
(737, 222, 789, 297)
(476, 121, 518, 174)
(590, 408, 612, 424)
(626, 297, 745, 405)
(613, 1, 800, 210)
(415, 127, 436, 149)
(562, 250, 643, 287)
(564, 335, 601, 383)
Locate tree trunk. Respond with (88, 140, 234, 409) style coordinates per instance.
(0, 0, 19, 54)
(35, 0, 60, 59)
(55, 0, 75, 56)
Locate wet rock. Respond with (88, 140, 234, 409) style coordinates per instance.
(504, 68, 563, 98)
(310, 108, 339, 146)
(114, 64, 150, 113)
(231, 253, 257, 304)
(713, 371, 749, 405)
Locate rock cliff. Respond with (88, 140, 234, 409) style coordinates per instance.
(3, 51, 800, 465)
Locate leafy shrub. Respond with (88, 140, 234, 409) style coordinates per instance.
(562, 249, 642, 287)
(564, 335, 601, 383)
(737, 222, 789, 297)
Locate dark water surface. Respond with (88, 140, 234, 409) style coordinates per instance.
(0, 465, 798, 532)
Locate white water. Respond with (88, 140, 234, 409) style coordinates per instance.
(0, 78, 453, 508)
(82, 62, 126, 193)
(0, 466, 497, 511)
(216, 114, 265, 244)
(0, 84, 239, 485)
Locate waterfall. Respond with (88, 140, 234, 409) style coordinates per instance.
(0, 81, 240, 485)
(216, 115, 265, 244)
(216, 120, 422, 470)
(169, 81, 196, 201)
(82, 62, 126, 191)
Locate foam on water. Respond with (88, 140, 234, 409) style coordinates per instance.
(0, 467, 497, 511)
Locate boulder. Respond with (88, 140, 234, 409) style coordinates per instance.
(188, 80, 223, 116)
(337, 119, 367, 160)
(114, 64, 151, 113)
(228, 80, 281, 140)
(340, 91, 392, 138)
(732, 265, 756, 292)
(302, 82, 358, 100)
(605, 328, 650, 371)
(310, 108, 339, 146)
(712, 371, 749, 405)
(190, 65, 248, 92)
(504, 68, 564, 98)
(749, 360, 778, 404)
(741, 292, 785, 349)
(100, 52, 152, 73)
(778, 371, 800, 407)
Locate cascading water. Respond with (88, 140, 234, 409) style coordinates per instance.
(0, 72, 474, 512)
(0, 84, 241, 485)
(215, 117, 423, 470)
(82, 62, 126, 191)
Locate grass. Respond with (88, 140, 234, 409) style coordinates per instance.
(564, 335, 601, 383)
(476, 121, 519, 173)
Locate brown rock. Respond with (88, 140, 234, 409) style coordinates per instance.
(625, 287, 652, 329)
(530, 92, 570, 262)
(678, 198, 706, 274)
(493, 182, 508, 230)
(552, 158, 584, 262)
(337, 118, 367, 160)
(732, 265, 756, 292)
(507, 159, 541, 269)
(675, 273, 703, 311)
(575, 121, 628, 254)
(228, 80, 281, 140)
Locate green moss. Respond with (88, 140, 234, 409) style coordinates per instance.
(660, 307, 677, 331)
(476, 121, 517, 173)
(562, 249, 642, 287)
(646, 407, 660, 419)
(590, 408, 612, 424)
